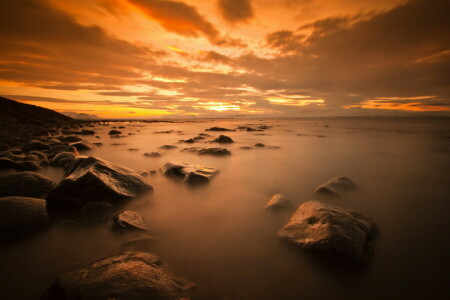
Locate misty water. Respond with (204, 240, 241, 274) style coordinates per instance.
(0, 118, 449, 299)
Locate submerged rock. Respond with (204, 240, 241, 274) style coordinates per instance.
(50, 152, 76, 168)
(278, 201, 377, 264)
(111, 210, 150, 233)
(314, 176, 356, 196)
(81, 202, 114, 223)
(213, 135, 234, 144)
(0, 171, 56, 198)
(144, 152, 161, 157)
(161, 161, 218, 185)
(0, 196, 49, 242)
(17, 160, 42, 171)
(205, 127, 235, 132)
(264, 194, 292, 211)
(181, 147, 231, 156)
(109, 129, 122, 135)
(41, 252, 188, 300)
(46, 156, 153, 218)
(159, 145, 177, 150)
(22, 140, 50, 151)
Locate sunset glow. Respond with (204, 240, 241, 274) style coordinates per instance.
(0, 0, 448, 118)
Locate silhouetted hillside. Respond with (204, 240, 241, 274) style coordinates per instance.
(0, 96, 74, 147)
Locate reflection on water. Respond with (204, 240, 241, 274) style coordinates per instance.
(0, 118, 449, 299)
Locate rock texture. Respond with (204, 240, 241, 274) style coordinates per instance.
(0, 171, 56, 198)
(46, 156, 153, 218)
(0, 196, 49, 242)
(278, 201, 377, 264)
(111, 210, 150, 233)
(264, 194, 292, 211)
(41, 252, 187, 300)
(161, 161, 218, 185)
(314, 176, 356, 196)
(213, 135, 234, 143)
(181, 147, 231, 156)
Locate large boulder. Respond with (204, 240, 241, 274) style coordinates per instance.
(314, 176, 356, 196)
(41, 252, 189, 300)
(46, 156, 153, 218)
(264, 194, 292, 211)
(161, 161, 218, 185)
(0, 171, 56, 198)
(278, 201, 377, 264)
(0, 196, 49, 242)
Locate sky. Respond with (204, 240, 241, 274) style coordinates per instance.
(0, 0, 449, 118)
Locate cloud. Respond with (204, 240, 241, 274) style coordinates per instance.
(217, 0, 254, 23)
(128, 0, 243, 46)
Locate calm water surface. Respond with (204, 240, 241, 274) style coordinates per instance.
(0, 118, 449, 299)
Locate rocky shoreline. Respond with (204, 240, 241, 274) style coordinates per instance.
(0, 97, 380, 299)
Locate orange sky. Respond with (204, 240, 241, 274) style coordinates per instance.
(0, 0, 448, 118)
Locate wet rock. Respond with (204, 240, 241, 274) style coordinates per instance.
(0, 196, 49, 242)
(144, 152, 161, 157)
(179, 138, 196, 143)
(109, 129, 122, 135)
(213, 135, 234, 143)
(57, 135, 81, 143)
(22, 140, 50, 151)
(149, 170, 157, 176)
(128, 148, 139, 151)
(314, 176, 356, 196)
(181, 147, 231, 156)
(80, 129, 95, 135)
(159, 145, 177, 150)
(240, 146, 252, 150)
(48, 144, 79, 158)
(161, 161, 218, 185)
(111, 210, 150, 233)
(46, 156, 153, 218)
(139, 170, 149, 177)
(81, 202, 114, 223)
(41, 252, 187, 300)
(17, 160, 43, 171)
(0, 157, 21, 170)
(50, 152, 76, 168)
(154, 130, 174, 134)
(205, 127, 235, 132)
(70, 141, 97, 151)
(0, 171, 56, 198)
(278, 201, 377, 264)
(93, 142, 103, 147)
(254, 143, 265, 147)
(264, 194, 292, 211)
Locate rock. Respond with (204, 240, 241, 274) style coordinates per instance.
(46, 156, 153, 218)
(109, 130, 122, 135)
(213, 135, 234, 143)
(254, 143, 265, 147)
(144, 152, 161, 157)
(0, 171, 56, 198)
(0, 157, 21, 170)
(179, 138, 196, 143)
(240, 146, 252, 150)
(111, 210, 150, 233)
(80, 129, 95, 135)
(139, 170, 149, 177)
(149, 170, 157, 176)
(0, 196, 49, 242)
(48, 144, 79, 158)
(41, 252, 187, 300)
(93, 142, 103, 147)
(50, 152, 76, 168)
(17, 160, 43, 171)
(57, 136, 81, 143)
(205, 127, 235, 132)
(181, 147, 231, 156)
(128, 148, 139, 151)
(70, 141, 97, 151)
(161, 161, 218, 185)
(314, 176, 356, 196)
(81, 202, 114, 223)
(159, 145, 177, 150)
(22, 140, 50, 151)
(264, 194, 292, 211)
(278, 201, 377, 264)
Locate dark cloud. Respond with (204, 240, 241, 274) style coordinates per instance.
(218, 0, 254, 23)
(0, 0, 163, 87)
